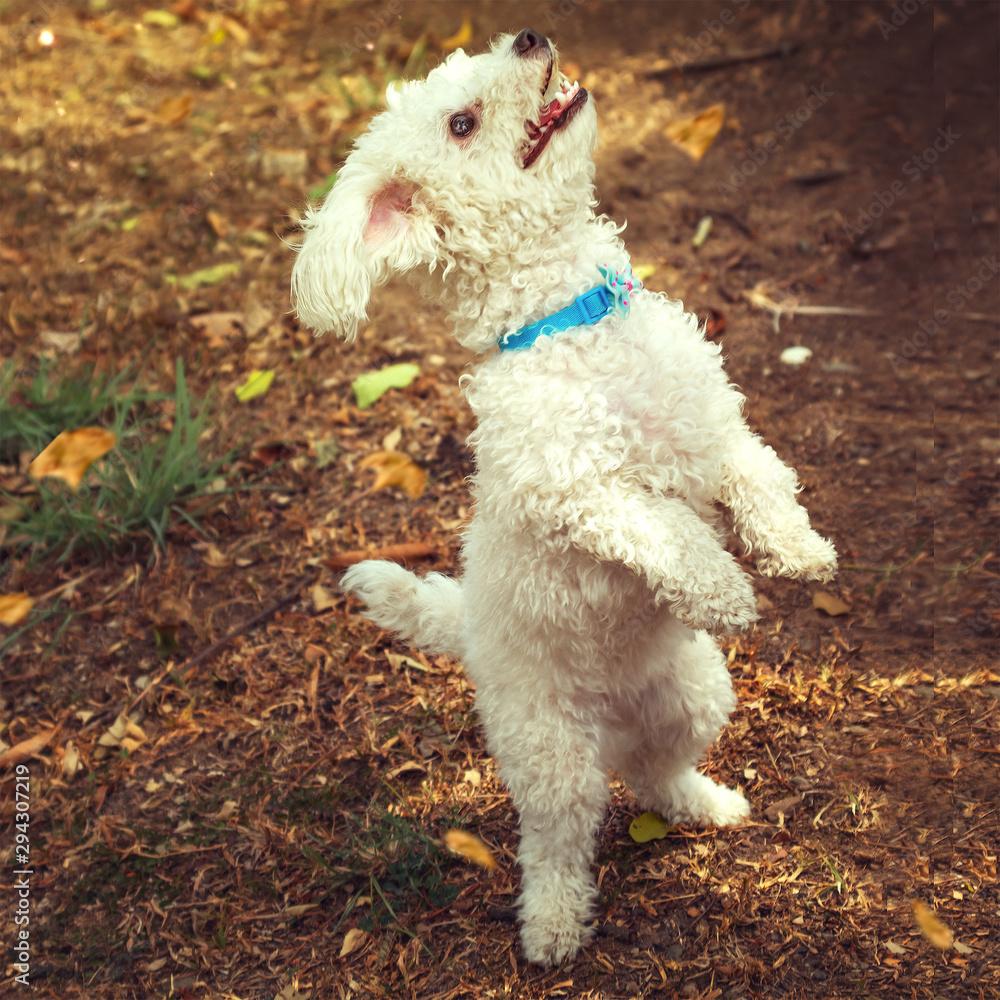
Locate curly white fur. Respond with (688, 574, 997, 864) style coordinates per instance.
(294, 30, 837, 968)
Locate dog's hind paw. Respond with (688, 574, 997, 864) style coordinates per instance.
(520, 910, 592, 969)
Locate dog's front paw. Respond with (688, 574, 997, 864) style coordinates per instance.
(520, 907, 592, 969)
(696, 784, 751, 827)
(666, 563, 758, 635)
(758, 531, 837, 583)
(341, 560, 419, 630)
(654, 771, 751, 828)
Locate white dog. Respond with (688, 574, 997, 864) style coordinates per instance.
(292, 29, 837, 967)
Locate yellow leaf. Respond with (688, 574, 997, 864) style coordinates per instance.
(62, 740, 81, 779)
(235, 369, 275, 402)
(0, 593, 34, 626)
(156, 94, 194, 123)
(28, 427, 117, 489)
(206, 210, 228, 237)
(665, 104, 725, 161)
(440, 16, 472, 52)
(201, 543, 230, 568)
(359, 450, 426, 498)
(813, 591, 852, 616)
(633, 264, 657, 282)
(912, 900, 953, 950)
(0, 728, 57, 768)
(444, 829, 497, 870)
(340, 927, 367, 958)
(311, 583, 336, 611)
(629, 811, 672, 843)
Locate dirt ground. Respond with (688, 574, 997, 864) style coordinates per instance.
(1, 1, 998, 998)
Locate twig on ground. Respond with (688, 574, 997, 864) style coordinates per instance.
(327, 542, 438, 570)
(742, 283, 881, 333)
(77, 571, 317, 737)
(647, 42, 799, 78)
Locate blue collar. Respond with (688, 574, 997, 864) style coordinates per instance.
(498, 264, 642, 352)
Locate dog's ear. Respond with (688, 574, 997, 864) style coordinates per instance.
(291, 163, 436, 340)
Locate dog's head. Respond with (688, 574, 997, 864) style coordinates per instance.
(291, 29, 598, 341)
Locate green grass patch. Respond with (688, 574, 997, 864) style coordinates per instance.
(1, 357, 237, 564)
(302, 805, 459, 938)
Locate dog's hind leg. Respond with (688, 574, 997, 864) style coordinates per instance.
(620, 623, 749, 827)
(341, 560, 467, 659)
(476, 686, 608, 968)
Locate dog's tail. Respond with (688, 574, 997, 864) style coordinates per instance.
(341, 561, 467, 661)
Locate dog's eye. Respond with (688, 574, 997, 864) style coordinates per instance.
(449, 113, 477, 139)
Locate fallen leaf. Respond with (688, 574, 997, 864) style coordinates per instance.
(692, 215, 713, 248)
(629, 811, 672, 843)
(665, 104, 725, 161)
(156, 94, 194, 123)
(176, 261, 240, 290)
(0, 593, 34, 626)
(953, 941, 972, 955)
(885, 940, 906, 955)
(0, 243, 27, 264)
(340, 927, 367, 958)
(142, 9, 180, 28)
(62, 740, 81, 779)
(95, 714, 146, 759)
(311, 583, 336, 611)
(385, 652, 427, 672)
(765, 795, 803, 822)
(813, 591, 851, 616)
(327, 542, 436, 569)
(912, 899, 953, 950)
(39, 330, 82, 354)
(313, 438, 340, 469)
(359, 450, 426, 498)
(190, 311, 244, 346)
(215, 800, 238, 820)
(352, 363, 420, 409)
(0, 728, 57, 768)
(444, 829, 498, 870)
(201, 543, 231, 568)
(387, 760, 425, 779)
(780, 345, 813, 365)
(703, 308, 727, 340)
(206, 210, 229, 237)
(440, 16, 472, 51)
(28, 428, 117, 489)
(235, 369, 275, 402)
(633, 264, 657, 282)
(259, 148, 307, 181)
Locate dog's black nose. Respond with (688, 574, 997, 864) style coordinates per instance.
(513, 28, 547, 55)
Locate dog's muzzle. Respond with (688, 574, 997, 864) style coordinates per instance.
(516, 28, 588, 169)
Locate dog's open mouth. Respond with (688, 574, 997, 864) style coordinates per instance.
(522, 75, 588, 169)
